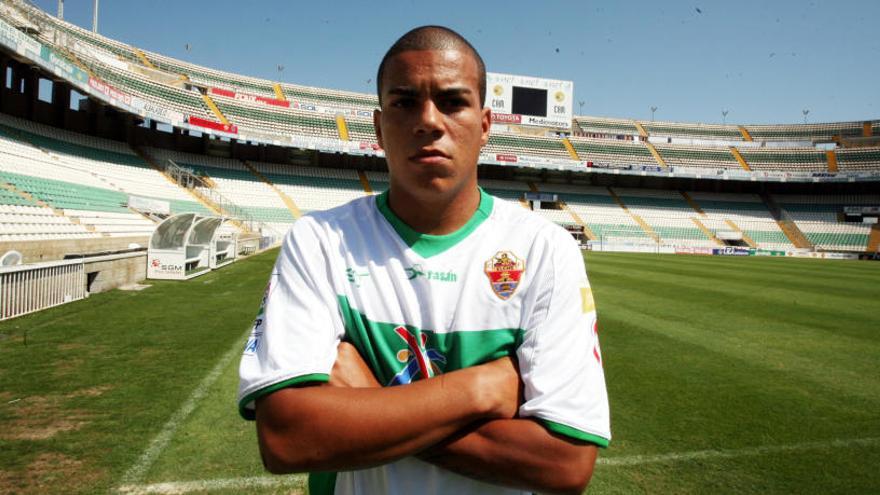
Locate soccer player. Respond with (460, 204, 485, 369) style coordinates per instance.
(238, 25, 610, 495)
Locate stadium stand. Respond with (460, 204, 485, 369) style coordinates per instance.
(774, 194, 878, 252)
(687, 192, 795, 251)
(0, 0, 877, 324)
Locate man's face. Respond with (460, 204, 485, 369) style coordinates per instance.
(374, 49, 490, 201)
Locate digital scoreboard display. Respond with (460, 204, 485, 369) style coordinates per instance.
(485, 72, 573, 129)
(511, 86, 548, 117)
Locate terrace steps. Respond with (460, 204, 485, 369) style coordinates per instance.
(680, 191, 707, 216)
(59, 47, 97, 79)
(2, 178, 116, 237)
(357, 170, 373, 195)
(336, 114, 350, 141)
(133, 48, 156, 70)
(2, 182, 46, 209)
(562, 137, 580, 160)
(241, 160, 302, 219)
(729, 147, 751, 171)
(825, 150, 839, 173)
(868, 224, 880, 252)
(132, 146, 233, 225)
(738, 126, 754, 141)
(608, 187, 659, 242)
(723, 219, 757, 248)
(530, 182, 594, 238)
(644, 142, 668, 168)
(201, 93, 230, 126)
(560, 203, 596, 240)
(776, 220, 812, 248)
(273, 83, 287, 101)
(633, 121, 649, 138)
(760, 192, 813, 249)
(519, 182, 538, 209)
(691, 217, 724, 246)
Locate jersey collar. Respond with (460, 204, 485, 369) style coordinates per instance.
(375, 188, 494, 258)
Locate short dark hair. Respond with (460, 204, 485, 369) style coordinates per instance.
(376, 25, 486, 107)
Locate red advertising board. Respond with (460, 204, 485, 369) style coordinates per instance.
(188, 116, 238, 134)
(88, 76, 132, 106)
(492, 113, 522, 124)
(496, 154, 518, 163)
(209, 87, 290, 108)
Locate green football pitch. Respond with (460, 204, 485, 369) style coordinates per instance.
(1, 249, 878, 494)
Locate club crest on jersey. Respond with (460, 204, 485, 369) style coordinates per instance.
(388, 326, 446, 386)
(484, 251, 525, 300)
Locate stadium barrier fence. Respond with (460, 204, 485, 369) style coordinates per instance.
(0, 257, 87, 321)
(0, 251, 144, 321)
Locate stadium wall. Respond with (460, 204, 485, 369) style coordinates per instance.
(0, 236, 149, 264)
(82, 252, 146, 293)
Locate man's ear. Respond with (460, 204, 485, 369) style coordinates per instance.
(373, 108, 384, 149)
(480, 107, 491, 146)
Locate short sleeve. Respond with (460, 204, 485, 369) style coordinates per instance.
(517, 228, 611, 447)
(237, 218, 344, 420)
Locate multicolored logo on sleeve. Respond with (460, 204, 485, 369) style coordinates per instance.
(388, 326, 446, 386)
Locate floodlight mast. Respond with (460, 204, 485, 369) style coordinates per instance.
(57, 0, 63, 19)
(92, 0, 98, 33)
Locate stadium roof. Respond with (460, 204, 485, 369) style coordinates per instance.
(28, 0, 880, 125)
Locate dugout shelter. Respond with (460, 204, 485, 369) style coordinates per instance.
(147, 213, 236, 280)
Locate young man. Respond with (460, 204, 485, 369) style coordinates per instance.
(238, 26, 610, 495)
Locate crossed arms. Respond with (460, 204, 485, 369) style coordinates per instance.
(255, 343, 598, 495)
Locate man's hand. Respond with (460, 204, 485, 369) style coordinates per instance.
(328, 342, 381, 388)
(474, 355, 522, 420)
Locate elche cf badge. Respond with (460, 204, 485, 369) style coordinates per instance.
(484, 251, 525, 300)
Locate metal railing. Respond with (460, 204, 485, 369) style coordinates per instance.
(164, 159, 282, 239)
(0, 258, 87, 321)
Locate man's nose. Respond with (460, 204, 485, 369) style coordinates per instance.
(414, 100, 443, 136)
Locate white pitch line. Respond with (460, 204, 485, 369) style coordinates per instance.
(597, 436, 880, 466)
(118, 331, 249, 488)
(117, 475, 306, 495)
(117, 437, 880, 494)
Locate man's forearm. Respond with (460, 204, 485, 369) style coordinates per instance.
(417, 418, 598, 495)
(256, 359, 518, 473)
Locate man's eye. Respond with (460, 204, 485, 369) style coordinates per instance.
(391, 98, 415, 108)
(442, 98, 468, 110)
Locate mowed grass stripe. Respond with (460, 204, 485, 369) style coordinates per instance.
(118, 475, 305, 495)
(118, 436, 880, 494)
(119, 328, 251, 487)
(2, 249, 878, 494)
(587, 253, 880, 398)
(600, 281, 878, 404)
(586, 252, 880, 493)
(141, 335, 271, 483)
(590, 254, 878, 342)
(0, 248, 279, 495)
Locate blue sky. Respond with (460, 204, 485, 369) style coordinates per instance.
(31, 0, 880, 125)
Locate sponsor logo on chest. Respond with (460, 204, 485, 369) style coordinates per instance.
(404, 264, 458, 283)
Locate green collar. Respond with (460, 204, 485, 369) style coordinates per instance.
(376, 188, 494, 258)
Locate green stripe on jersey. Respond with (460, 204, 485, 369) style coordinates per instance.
(237, 373, 330, 420)
(375, 188, 493, 258)
(541, 419, 610, 448)
(337, 295, 524, 386)
(308, 471, 338, 495)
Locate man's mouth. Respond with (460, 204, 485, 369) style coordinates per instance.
(410, 149, 450, 163)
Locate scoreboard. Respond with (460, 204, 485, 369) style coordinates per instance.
(485, 72, 573, 130)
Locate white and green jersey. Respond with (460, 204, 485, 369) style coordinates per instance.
(238, 189, 610, 495)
